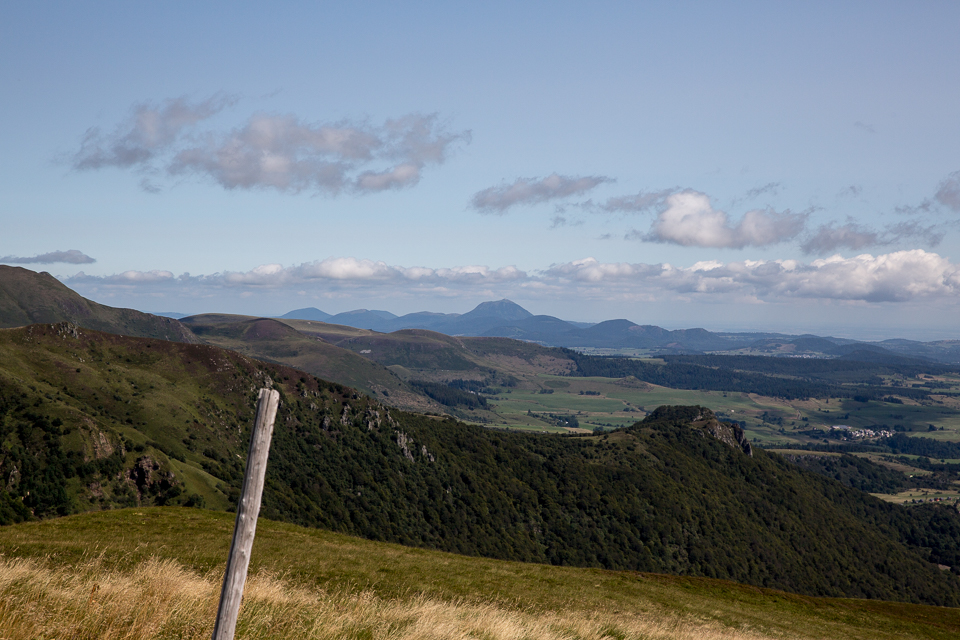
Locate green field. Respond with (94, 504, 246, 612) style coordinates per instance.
(1, 508, 959, 640)
(481, 374, 960, 448)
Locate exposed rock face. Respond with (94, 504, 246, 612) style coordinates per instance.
(128, 456, 161, 488)
(637, 406, 754, 456)
(6, 466, 20, 491)
(55, 322, 81, 339)
(93, 431, 115, 459)
(126, 456, 179, 504)
(703, 420, 753, 456)
(396, 431, 415, 461)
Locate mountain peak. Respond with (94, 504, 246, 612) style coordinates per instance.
(464, 299, 533, 321)
(279, 307, 331, 321)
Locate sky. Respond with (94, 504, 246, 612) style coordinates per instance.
(2, 1, 960, 340)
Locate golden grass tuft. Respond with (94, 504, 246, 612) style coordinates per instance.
(0, 556, 782, 640)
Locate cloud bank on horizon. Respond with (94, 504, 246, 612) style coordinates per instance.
(63, 249, 960, 306)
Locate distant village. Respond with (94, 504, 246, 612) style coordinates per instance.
(829, 425, 895, 439)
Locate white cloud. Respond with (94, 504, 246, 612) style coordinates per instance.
(545, 250, 960, 303)
(636, 190, 806, 248)
(781, 251, 959, 302)
(295, 258, 398, 282)
(72, 99, 468, 194)
(545, 257, 661, 282)
(62, 250, 960, 308)
(150, 258, 529, 289)
(0, 250, 96, 264)
(70, 269, 174, 284)
(470, 173, 613, 213)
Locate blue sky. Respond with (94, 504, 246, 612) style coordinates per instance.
(2, 1, 959, 339)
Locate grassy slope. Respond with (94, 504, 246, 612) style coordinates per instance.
(0, 321, 351, 512)
(0, 265, 198, 343)
(0, 507, 958, 640)
(281, 319, 574, 379)
(182, 314, 438, 412)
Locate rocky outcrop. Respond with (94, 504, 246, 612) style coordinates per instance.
(126, 456, 179, 504)
(703, 420, 753, 456)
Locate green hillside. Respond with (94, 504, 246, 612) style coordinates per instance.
(1, 508, 959, 640)
(181, 314, 437, 412)
(0, 265, 198, 343)
(281, 318, 575, 380)
(2, 322, 960, 605)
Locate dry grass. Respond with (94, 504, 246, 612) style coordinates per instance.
(0, 555, 784, 640)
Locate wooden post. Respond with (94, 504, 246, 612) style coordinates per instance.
(212, 388, 280, 640)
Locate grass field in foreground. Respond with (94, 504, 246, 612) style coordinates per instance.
(1, 509, 959, 639)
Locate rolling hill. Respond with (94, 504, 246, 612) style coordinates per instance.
(0, 265, 198, 343)
(179, 314, 438, 412)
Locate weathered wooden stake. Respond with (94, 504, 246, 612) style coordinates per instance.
(212, 387, 280, 640)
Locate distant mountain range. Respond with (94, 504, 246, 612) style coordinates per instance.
(278, 299, 960, 364)
(2, 266, 956, 365)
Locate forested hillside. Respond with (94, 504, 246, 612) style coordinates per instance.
(567, 350, 938, 401)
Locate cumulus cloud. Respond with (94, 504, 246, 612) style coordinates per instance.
(800, 220, 944, 255)
(470, 174, 613, 213)
(72, 97, 468, 194)
(1, 250, 96, 264)
(634, 190, 807, 248)
(545, 250, 960, 303)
